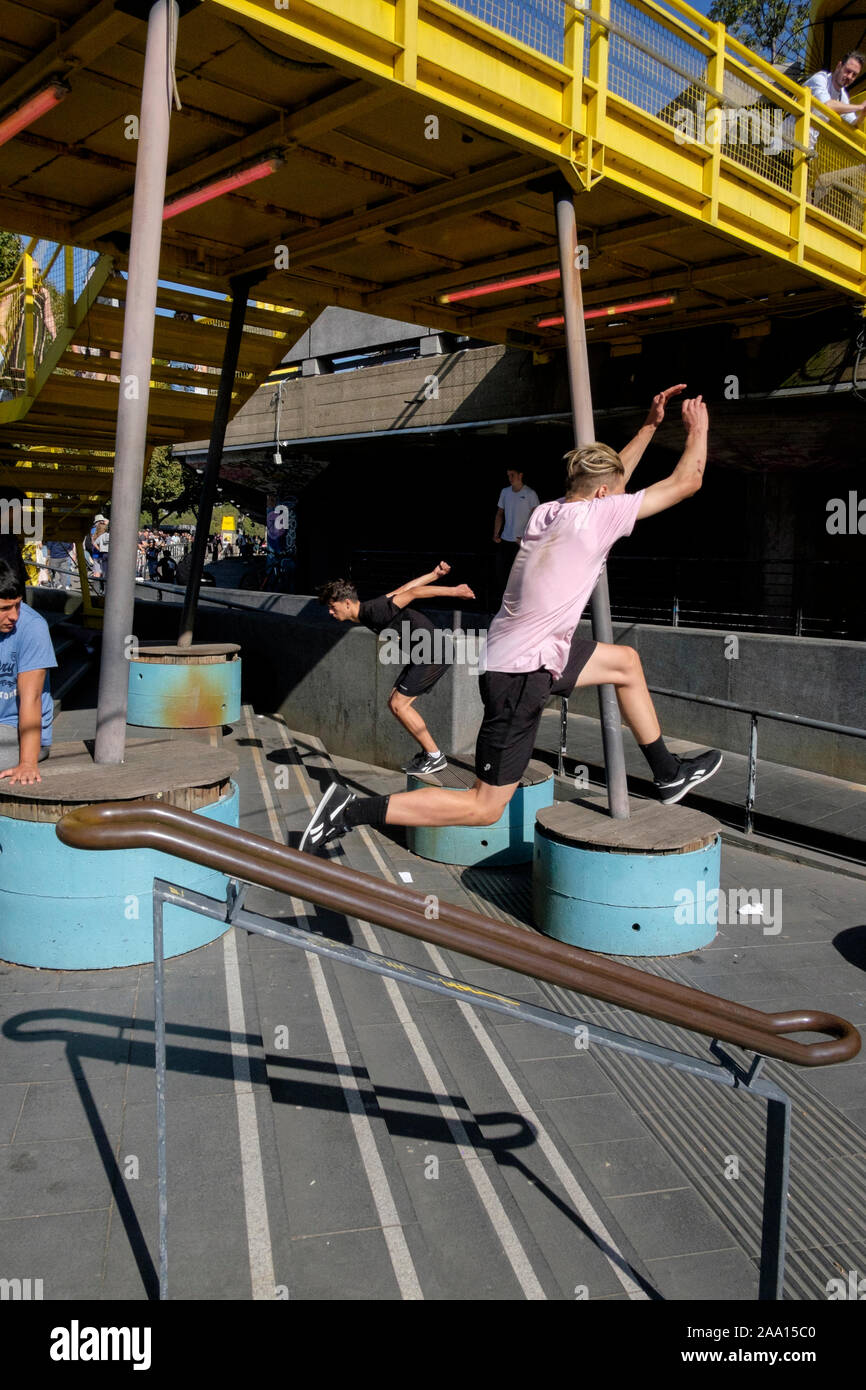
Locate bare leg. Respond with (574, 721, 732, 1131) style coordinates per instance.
(388, 690, 437, 754)
(576, 643, 660, 745)
(385, 778, 517, 827)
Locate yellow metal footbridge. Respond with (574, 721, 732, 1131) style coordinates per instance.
(1, 0, 864, 530)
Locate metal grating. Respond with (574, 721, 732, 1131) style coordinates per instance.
(607, 0, 708, 127)
(447, 0, 567, 61)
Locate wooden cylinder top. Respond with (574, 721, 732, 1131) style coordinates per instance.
(0, 740, 238, 822)
(414, 755, 552, 791)
(133, 642, 241, 663)
(536, 799, 720, 854)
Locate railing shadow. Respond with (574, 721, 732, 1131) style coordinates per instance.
(2, 1004, 659, 1298)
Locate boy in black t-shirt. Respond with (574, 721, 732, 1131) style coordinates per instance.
(318, 562, 474, 776)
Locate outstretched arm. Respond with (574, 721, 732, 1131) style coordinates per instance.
(387, 560, 451, 598)
(0, 669, 45, 786)
(619, 384, 686, 483)
(637, 396, 707, 519)
(391, 582, 475, 609)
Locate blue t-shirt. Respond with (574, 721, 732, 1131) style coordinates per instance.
(0, 604, 57, 745)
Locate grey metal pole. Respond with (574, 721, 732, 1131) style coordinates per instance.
(745, 712, 759, 834)
(177, 274, 258, 648)
(553, 180, 630, 818)
(94, 0, 178, 764)
(153, 889, 169, 1300)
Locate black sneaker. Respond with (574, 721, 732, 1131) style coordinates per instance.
(402, 751, 447, 775)
(655, 749, 722, 805)
(299, 783, 356, 853)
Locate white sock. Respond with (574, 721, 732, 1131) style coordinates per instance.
(427, 748, 441, 759)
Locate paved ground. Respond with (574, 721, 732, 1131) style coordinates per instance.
(0, 701, 864, 1300)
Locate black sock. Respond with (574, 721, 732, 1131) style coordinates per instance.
(344, 794, 390, 830)
(639, 736, 680, 781)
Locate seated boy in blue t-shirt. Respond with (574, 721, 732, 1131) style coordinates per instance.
(0, 558, 58, 786)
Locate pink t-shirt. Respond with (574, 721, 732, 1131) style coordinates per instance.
(482, 490, 645, 679)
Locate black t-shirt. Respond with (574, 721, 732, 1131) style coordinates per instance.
(357, 594, 435, 639)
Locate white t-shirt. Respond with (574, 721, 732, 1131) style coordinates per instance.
(497, 484, 540, 542)
(806, 70, 858, 126)
(772, 70, 860, 155)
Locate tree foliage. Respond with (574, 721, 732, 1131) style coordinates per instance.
(0, 230, 22, 283)
(708, 0, 810, 68)
(140, 446, 186, 527)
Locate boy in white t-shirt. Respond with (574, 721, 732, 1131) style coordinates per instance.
(302, 387, 722, 852)
(493, 468, 540, 600)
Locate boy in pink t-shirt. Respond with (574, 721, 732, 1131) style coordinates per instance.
(301, 388, 722, 852)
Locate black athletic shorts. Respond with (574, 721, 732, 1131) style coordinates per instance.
(475, 636, 597, 786)
(394, 662, 449, 698)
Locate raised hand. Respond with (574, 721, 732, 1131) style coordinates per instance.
(434, 560, 451, 578)
(647, 383, 687, 428)
(681, 395, 708, 433)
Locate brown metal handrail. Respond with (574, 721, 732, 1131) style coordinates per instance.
(56, 801, 861, 1068)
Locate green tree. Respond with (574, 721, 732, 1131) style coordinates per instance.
(0, 231, 22, 283)
(140, 446, 185, 527)
(708, 0, 810, 67)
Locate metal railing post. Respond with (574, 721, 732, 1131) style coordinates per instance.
(746, 712, 759, 834)
(152, 886, 169, 1300)
(22, 253, 35, 395)
(559, 696, 569, 776)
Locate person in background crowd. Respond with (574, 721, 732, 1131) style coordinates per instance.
(47, 539, 74, 590)
(89, 514, 109, 594)
(492, 467, 540, 602)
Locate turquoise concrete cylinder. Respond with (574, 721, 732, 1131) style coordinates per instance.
(533, 827, 721, 956)
(127, 656, 241, 727)
(0, 782, 239, 969)
(407, 774, 554, 866)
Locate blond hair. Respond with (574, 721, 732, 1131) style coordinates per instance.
(564, 442, 625, 496)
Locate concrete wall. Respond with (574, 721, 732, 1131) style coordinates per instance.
(201, 342, 560, 453)
(133, 591, 865, 781)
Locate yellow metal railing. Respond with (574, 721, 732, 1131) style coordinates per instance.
(0, 238, 112, 407)
(442, 0, 866, 235)
(212, 0, 866, 293)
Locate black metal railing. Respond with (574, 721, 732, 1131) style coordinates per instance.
(559, 689, 866, 835)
